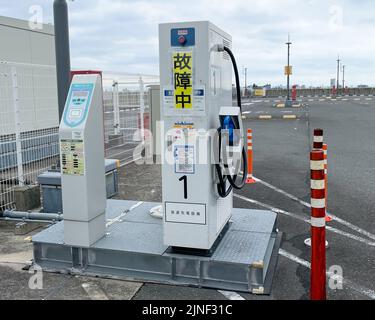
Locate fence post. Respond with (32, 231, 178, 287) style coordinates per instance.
(139, 76, 145, 141)
(112, 81, 120, 135)
(310, 150, 327, 300)
(10, 66, 24, 186)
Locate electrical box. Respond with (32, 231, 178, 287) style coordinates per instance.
(159, 21, 233, 250)
(59, 74, 106, 247)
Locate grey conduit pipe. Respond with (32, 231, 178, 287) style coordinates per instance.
(3, 210, 63, 221)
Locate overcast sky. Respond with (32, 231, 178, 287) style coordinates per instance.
(1, 0, 374, 87)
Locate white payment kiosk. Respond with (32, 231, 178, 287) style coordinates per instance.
(59, 74, 106, 247)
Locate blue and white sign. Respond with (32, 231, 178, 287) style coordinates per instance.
(63, 83, 94, 127)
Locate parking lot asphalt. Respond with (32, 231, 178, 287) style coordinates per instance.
(0, 95, 374, 300)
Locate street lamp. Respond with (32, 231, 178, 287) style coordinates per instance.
(336, 55, 340, 95)
(285, 34, 292, 107)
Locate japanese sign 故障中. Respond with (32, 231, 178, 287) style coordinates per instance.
(173, 51, 193, 109)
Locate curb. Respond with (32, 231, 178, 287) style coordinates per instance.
(242, 114, 299, 120)
(283, 114, 297, 119)
(259, 115, 272, 119)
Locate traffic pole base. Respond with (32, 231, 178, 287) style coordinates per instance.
(304, 237, 329, 248)
(246, 178, 257, 184)
(325, 215, 333, 222)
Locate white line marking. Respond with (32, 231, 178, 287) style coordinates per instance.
(278, 249, 375, 299)
(106, 201, 143, 227)
(254, 177, 375, 241)
(279, 249, 310, 268)
(218, 290, 245, 300)
(242, 111, 251, 114)
(234, 193, 309, 223)
(81, 282, 109, 300)
(234, 193, 375, 247)
(242, 102, 254, 106)
(238, 173, 375, 242)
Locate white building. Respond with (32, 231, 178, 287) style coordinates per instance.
(0, 15, 58, 135)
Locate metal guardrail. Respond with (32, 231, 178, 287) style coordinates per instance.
(250, 88, 375, 98)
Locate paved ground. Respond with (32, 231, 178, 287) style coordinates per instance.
(0, 95, 374, 300)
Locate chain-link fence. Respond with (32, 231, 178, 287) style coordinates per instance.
(0, 62, 59, 211)
(0, 64, 159, 211)
(102, 73, 159, 165)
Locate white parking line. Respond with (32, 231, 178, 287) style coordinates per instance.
(234, 193, 375, 247)
(278, 249, 375, 299)
(254, 177, 375, 241)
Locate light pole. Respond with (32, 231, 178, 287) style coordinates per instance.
(285, 34, 292, 107)
(244, 67, 247, 97)
(336, 55, 340, 95)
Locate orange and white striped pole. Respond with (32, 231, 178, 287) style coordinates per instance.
(246, 128, 256, 184)
(313, 128, 323, 150)
(323, 144, 332, 222)
(310, 150, 327, 300)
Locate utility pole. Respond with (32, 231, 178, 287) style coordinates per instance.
(336, 55, 340, 95)
(342, 65, 345, 90)
(53, 0, 71, 121)
(244, 67, 247, 97)
(285, 34, 292, 107)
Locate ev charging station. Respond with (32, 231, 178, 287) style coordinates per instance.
(160, 21, 234, 251)
(32, 21, 282, 294)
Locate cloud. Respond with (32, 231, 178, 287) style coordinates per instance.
(0, 0, 374, 86)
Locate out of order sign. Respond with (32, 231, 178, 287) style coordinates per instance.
(173, 51, 193, 109)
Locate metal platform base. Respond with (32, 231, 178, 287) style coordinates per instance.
(32, 200, 282, 294)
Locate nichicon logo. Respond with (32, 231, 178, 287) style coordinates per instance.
(177, 29, 188, 36)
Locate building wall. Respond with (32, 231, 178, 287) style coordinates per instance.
(0, 16, 58, 135)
